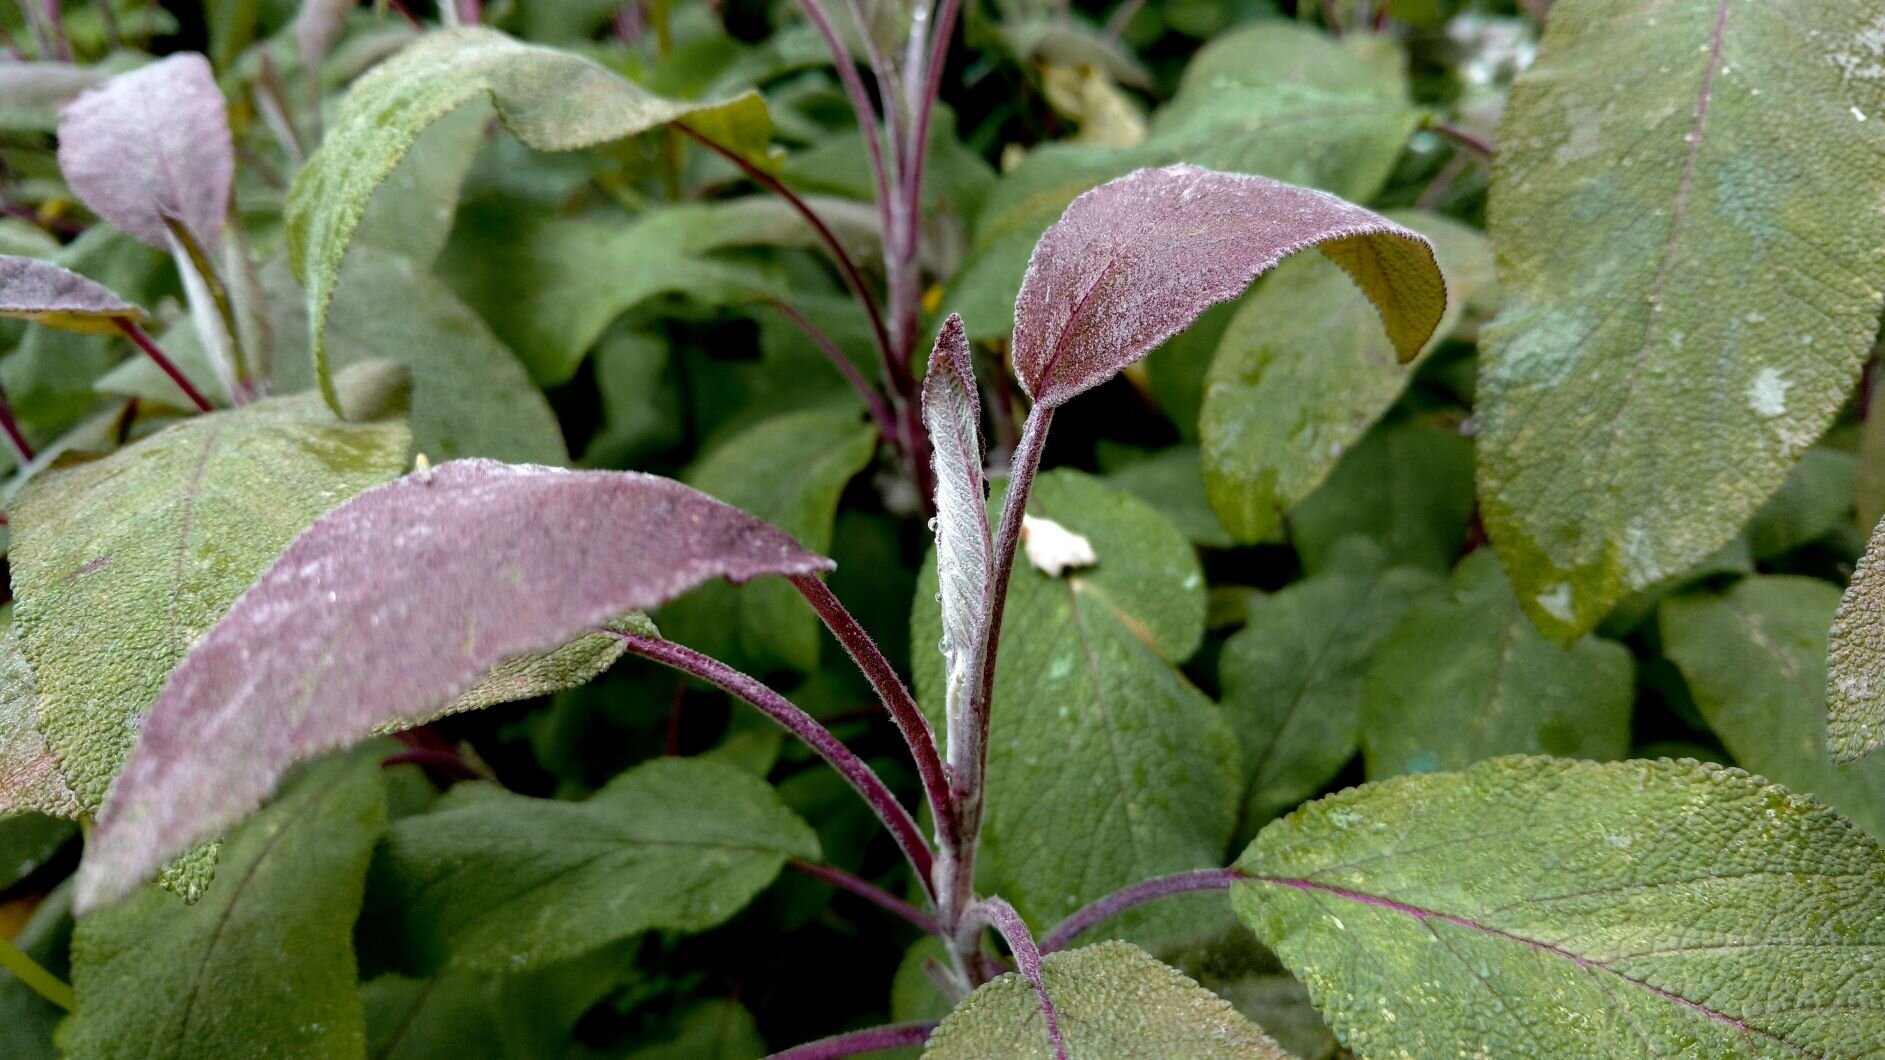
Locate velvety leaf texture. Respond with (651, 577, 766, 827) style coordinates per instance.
(9, 368, 411, 842)
(0, 254, 145, 335)
(67, 752, 385, 1060)
(1361, 550, 1634, 779)
(922, 314, 992, 732)
(1829, 514, 1885, 761)
(55, 53, 232, 249)
(1011, 163, 1445, 408)
(923, 941, 1286, 1059)
(914, 471, 1238, 946)
(1236, 755, 1885, 1055)
(1478, 0, 1885, 638)
(287, 26, 771, 408)
(0, 621, 80, 818)
(1201, 212, 1492, 542)
(364, 757, 817, 973)
(78, 459, 831, 911)
(1664, 575, 1885, 840)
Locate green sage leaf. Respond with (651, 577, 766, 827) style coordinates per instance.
(1829, 515, 1885, 762)
(1478, 0, 1885, 637)
(1235, 756, 1885, 1055)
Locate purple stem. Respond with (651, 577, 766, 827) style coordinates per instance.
(673, 123, 896, 381)
(766, 1022, 936, 1059)
(608, 631, 936, 894)
(962, 897, 1066, 1060)
(1040, 868, 1243, 952)
(113, 318, 216, 413)
(791, 574, 956, 850)
(766, 300, 898, 439)
(898, 0, 965, 363)
(796, 0, 896, 254)
(381, 747, 489, 782)
(1430, 120, 1494, 159)
(39, 0, 66, 61)
(790, 860, 943, 936)
(456, 0, 482, 24)
(0, 379, 32, 464)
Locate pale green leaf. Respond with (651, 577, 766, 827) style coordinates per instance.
(286, 26, 770, 408)
(66, 752, 387, 1059)
(1202, 212, 1492, 543)
(1288, 416, 1476, 575)
(10, 367, 411, 822)
(1361, 550, 1634, 778)
(1478, 0, 1885, 638)
(1832, 516, 1885, 761)
(661, 410, 876, 674)
(354, 96, 491, 269)
(1665, 575, 1885, 839)
(363, 757, 818, 974)
(914, 471, 1238, 946)
(1099, 445, 1232, 548)
(1235, 756, 1885, 1056)
(99, 250, 566, 466)
(1744, 447, 1855, 560)
(0, 619, 79, 819)
(1220, 541, 1442, 832)
(923, 941, 1287, 1059)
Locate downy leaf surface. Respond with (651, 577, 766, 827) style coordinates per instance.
(1665, 575, 1885, 839)
(1235, 756, 1885, 1055)
(1829, 515, 1885, 761)
(67, 751, 386, 1060)
(921, 315, 992, 732)
(1478, 0, 1885, 638)
(0, 620, 80, 818)
(363, 757, 817, 973)
(914, 471, 1239, 945)
(1201, 212, 1492, 542)
(1012, 164, 1445, 408)
(9, 365, 410, 858)
(55, 54, 232, 250)
(1361, 550, 1634, 779)
(79, 459, 831, 911)
(286, 26, 772, 407)
(0, 254, 145, 335)
(923, 941, 1286, 1059)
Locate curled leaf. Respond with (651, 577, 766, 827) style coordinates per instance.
(922, 314, 992, 722)
(78, 459, 832, 912)
(55, 54, 233, 250)
(1012, 164, 1445, 408)
(0, 254, 145, 335)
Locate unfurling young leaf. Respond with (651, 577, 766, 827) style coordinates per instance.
(1477, 0, 1885, 639)
(1011, 163, 1446, 408)
(923, 941, 1287, 1059)
(1830, 516, 1885, 762)
(0, 255, 144, 335)
(922, 314, 992, 734)
(78, 459, 834, 912)
(55, 54, 233, 251)
(286, 26, 772, 411)
(1234, 756, 1885, 1055)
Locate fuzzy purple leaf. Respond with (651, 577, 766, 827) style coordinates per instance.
(922, 314, 993, 726)
(76, 459, 834, 911)
(294, 0, 361, 72)
(56, 54, 233, 250)
(1012, 164, 1447, 408)
(0, 254, 145, 334)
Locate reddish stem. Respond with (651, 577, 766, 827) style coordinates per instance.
(0, 379, 33, 465)
(766, 1022, 935, 1059)
(608, 631, 936, 895)
(1040, 868, 1243, 952)
(766, 300, 898, 439)
(113, 318, 216, 413)
(1430, 120, 1494, 159)
(796, 0, 895, 250)
(962, 897, 1065, 1056)
(791, 574, 956, 851)
(789, 860, 943, 936)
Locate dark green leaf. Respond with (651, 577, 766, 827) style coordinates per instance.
(1289, 416, 1475, 576)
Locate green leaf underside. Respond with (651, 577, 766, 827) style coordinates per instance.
(1202, 212, 1493, 543)
(1663, 575, 1885, 840)
(1829, 514, 1885, 761)
(923, 941, 1287, 1059)
(67, 752, 386, 1059)
(1219, 541, 1441, 833)
(1235, 756, 1885, 1056)
(286, 25, 770, 408)
(914, 471, 1238, 945)
(1361, 550, 1634, 779)
(365, 758, 817, 974)
(1478, 0, 1885, 638)
(941, 23, 1419, 342)
(9, 375, 411, 822)
(663, 409, 876, 674)
(100, 250, 567, 466)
